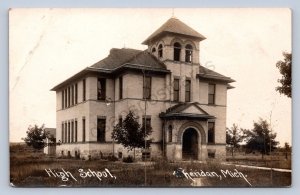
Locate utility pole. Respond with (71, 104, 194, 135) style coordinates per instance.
(142, 68, 147, 186)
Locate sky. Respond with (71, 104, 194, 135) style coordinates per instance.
(9, 8, 291, 146)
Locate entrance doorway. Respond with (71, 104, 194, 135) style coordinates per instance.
(182, 128, 198, 160)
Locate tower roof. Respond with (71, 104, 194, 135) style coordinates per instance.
(142, 17, 206, 45)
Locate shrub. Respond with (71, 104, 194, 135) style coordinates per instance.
(122, 156, 134, 163)
(108, 155, 118, 162)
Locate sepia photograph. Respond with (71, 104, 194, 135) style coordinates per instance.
(9, 8, 292, 187)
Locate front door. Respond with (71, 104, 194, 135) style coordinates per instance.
(182, 128, 198, 160)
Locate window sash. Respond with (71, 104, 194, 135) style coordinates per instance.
(119, 77, 123, 99)
(185, 80, 191, 102)
(208, 84, 216, 104)
(75, 120, 77, 142)
(97, 118, 106, 142)
(158, 44, 163, 57)
(143, 76, 151, 99)
(75, 83, 78, 104)
(82, 118, 86, 142)
(185, 50, 192, 63)
(173, 79, 180, 101)
(208, 122, 215, 143)
(83, 79, 86, 101)
(97, 78, 106, 100)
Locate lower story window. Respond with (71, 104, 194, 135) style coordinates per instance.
(97, 118, 106, 142)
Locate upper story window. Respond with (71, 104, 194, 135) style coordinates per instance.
(151, 47, 156, 54)
(68, 87, 71, 107)
(185, 44, 193, 63)
(208, 122, 215, 144)
(119, 77, 123, 99)
(173, 78, 180, 102)
(83, 79, 86, 101)
(185, 79, 191, 102)
(62, 90, 64, 109)
(158, 44, 163, 58)
(143, 76, 151, 100)
(208, 84, 216, 104)
(71, 85, 74, 106)
(75, 83, 78, 104)
(97, 78, 106, 100)
(173, 42, 181, 61)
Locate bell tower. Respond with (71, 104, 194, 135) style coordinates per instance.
(142, 17, 206, 65)
(142, 17, 207, 103)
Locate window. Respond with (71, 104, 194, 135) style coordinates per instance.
(143, 76, 151, 99)
(71, 121, 74, 142)
(67, 121, 70, 143)
(168, 125, 172, 142)
(158, 44, 163, 58)
(208, 122, 215, 144)
(68, 87, 71, 107)
(82, 117, 86, 142)
(142, 151, 151, 160)
(151, 47, 156, 54)
(185, 44, 193, 63)
(62, 123, 64, 143)
(173, 42, 181, 61)
(119, 77, 123, 99)
(97, 78, 106, 100)
(208, 152, 215, 158)
(75, 83, 78, 104)
(142, 116, 151, 128)
(75, 120, 78, 142)
(173, 79, 180, 102)
(64, 89, 67, 108)
(64, 122, 67, 143)
(62, 91, 64, 109)
(208, 84, 216, 104)
(71, 85, 74, 106)
(83, 79, 86, 101)
(185, 80, 191, 102)
(97, 118, 106, 142)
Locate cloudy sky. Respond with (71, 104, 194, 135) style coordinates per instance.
(9, 8, 291, 146)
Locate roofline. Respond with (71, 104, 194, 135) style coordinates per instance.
(142, 31, 206, 45)
(197, 73, 236, 83)
(51, 64, 170, 91)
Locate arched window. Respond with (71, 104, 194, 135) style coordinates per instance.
(173, 42, 181, 61)
(151, 47, 156, 54)
(168, 125, 173, 142)
(158, 44, 163, 58)
(185, 44, 193, 63)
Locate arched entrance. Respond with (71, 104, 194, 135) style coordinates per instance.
(182, 128, 198, 160)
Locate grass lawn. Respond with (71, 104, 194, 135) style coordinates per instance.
(10, 155, 291, 187)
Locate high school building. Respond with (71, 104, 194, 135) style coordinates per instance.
(51, 17, 234, 161)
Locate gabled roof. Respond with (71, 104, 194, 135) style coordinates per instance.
(142, 17, 206, 45)
(91, 48, 167, 70)
(159, 102, 215, 120)
(51, 48, 169, 91)
(197, 66, 235, 83)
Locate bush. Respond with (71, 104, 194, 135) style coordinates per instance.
(122, 156, 134, 163)
(108, 155, 118, 162)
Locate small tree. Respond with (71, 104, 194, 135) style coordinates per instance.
(276, 52, 291, 98)
(111, 111, 152, 160)
(244, 119, 279, 159)
(22, 124, 54, 150)
(226, 124, 244, 157)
